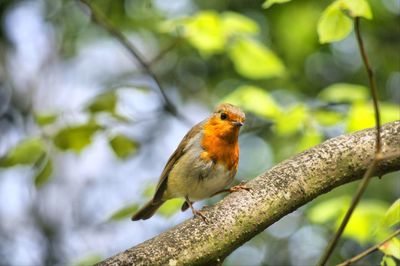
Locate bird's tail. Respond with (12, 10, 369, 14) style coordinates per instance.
(131, 200, 164, 221)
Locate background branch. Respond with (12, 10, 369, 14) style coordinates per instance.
(337, 229, 400, 266)
(97, 121, 400, 266)
(78, 0, 190, 124)
(317, 17, 384, 266)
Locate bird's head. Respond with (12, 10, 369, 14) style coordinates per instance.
(204, 103, 245, 141)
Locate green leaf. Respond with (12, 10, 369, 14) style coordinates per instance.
(34, 159, 53, 188)
(275, 104, 308, 136)
(346, 102, 375, 132)
(86, 91, 117, 114)
(73, 254, 103, 266)
(317, 2, 353, 44)
(110, 203, 140, 221)
(347, 102, 400, 132)
(296, 126, 323, 152)
(309, 198, 389, 244)
(381, 255, 396, 266)
(228, 37, 285, 79)
(0, 138, 46, 167)
(109, 134, 138, 159)
(183, 11, 225, 54)
(262, 0, 292, 9)
(221, 12, 259, 36)
(381, 199, 400, 228)
(381, 103, 400, 125)
(342, 200, 388, 244)
(34, 113, 57, 126)
(308, 196, 351, 224)
(158, 198, 184, 218)
(313, 110, 345, 126)
(318, 83, 369, 103)
(143, 185, 155, 198)
(53, 123, 102, 153)
(222, 85, 281, 119)
(380, 238, 400, 259)
(337, 0, 373, 19)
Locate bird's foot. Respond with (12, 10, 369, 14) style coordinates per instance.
(192, 209, 208, 223)
(228, 182, 251, 193)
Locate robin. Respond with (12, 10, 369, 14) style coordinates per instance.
(132, 103, 247, 221)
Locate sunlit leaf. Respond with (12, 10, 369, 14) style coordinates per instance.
(53, 123, 102, 153)
(337, 0, 373, 19)
(380, 238, 400, 259)
(346, 102, 375, 132)
(381, 199, 400, 228)
(183, 11, 225, 54)
(34, 159, 53, 188)
(262, 0, 291, 9)
(309, 198, 389, 244)
(317, 2, 353, 44)
(318, 83, 369, 103)
(73, 253, 103, 266)
(110, 203, 140, 221)
(275, 104, 307, 136)
(347, 102, 400, 132)
(381, 255, 396, 266)
(86, 91, 117, 114)
(308, 196, 350, 224)
(221, 12, 259, 36)
(313, 110, 345, 126)
(342, 200, 388, 244)
(222, 85, 281, 119)
(0, 138, 46, 167)
(296, 126, 323, 152)
(381, 103, 400, 125)
(34, 113, 57, 126)
(158, 198, 184, 217)
(143, 185, 155, 198)
(228, 37, 285, 79)
(109, 134, 138, 159)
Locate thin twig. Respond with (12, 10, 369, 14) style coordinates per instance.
(148, 38, 182, 66)
(317, 17, 383, 266)
(337, 229, 400, 266)
(355, 17, 382, 154)
(317, 160, 378, 266)
(78, 0, 191, 124)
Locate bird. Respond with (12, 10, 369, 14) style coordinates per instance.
(131, 103, 247, 221)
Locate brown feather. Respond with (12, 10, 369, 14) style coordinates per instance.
(152, 121, 204, 202)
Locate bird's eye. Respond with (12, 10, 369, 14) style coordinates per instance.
(220, 113, 227, 120)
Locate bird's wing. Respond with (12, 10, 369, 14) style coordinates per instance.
(152, 121, 204, 202)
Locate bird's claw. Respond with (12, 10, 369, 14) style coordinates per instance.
(228, 182, 251, 193)
(193, 209, 208, 223)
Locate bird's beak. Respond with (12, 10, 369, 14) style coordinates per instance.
(232, 121, 244, 127)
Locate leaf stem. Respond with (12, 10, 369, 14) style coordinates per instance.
(317, 17, 383, 266)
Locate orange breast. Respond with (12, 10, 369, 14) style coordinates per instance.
(201, 119, 240, 171)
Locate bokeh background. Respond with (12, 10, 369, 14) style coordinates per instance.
(0, 0, 399, 265)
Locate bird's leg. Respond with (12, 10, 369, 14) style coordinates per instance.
(212, 181, 251, 197)
(185, 196, 207, 223)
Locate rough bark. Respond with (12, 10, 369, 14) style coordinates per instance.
(98, 121, 400, 266)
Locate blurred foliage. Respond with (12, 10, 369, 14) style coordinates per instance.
(0, 138, 46, 167)
(109, 203, 139, 221)
(53, 123, 103, 153)
(0, 0, 399, 265)
(109, 134, 138, 159)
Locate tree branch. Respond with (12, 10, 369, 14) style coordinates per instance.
(97, 121, 400, 266)
(337, 229, 400, 266)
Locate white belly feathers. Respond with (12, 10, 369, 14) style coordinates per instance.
(164, 132, 235, 201)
